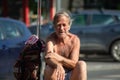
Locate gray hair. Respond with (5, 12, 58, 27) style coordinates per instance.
(53, 11, 73, 26)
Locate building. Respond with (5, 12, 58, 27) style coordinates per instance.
(0, 0, 55, 26)
(0, 0, 119, 26)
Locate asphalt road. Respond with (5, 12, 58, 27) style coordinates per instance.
(0, 54, 120, 80)
(40, 54, 120, 80)
(84, 55, 120, 80)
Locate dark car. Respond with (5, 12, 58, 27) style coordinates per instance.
(28, 22, 53, 41)
(0, 18, 32, 79)
(28, 10, 120, 61)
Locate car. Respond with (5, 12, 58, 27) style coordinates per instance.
(28, 9, 120, 61)
(28, 22, 53, 41)
(71, 9, 120, 61)
(0, 17, 32, 79)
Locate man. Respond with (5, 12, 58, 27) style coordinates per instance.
(44, 11, 87, 80)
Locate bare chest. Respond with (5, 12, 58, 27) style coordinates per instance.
(53, 43, 73, 58)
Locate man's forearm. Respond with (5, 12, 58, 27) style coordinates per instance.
(45, 58, 61, 68)
(52, 53, 77, 69)
(61, 57, 77, 69)
(45, 52, 77, 69)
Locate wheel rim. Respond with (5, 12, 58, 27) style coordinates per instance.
(112, 42, 120, 61)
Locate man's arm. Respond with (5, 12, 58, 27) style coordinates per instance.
(61, 36, 80, 69)
(45, 38, 61, 68)
(45, 35, 80, 69)
(44, 39, 66, 80)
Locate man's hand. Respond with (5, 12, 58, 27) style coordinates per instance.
(45, 52, 63, 62)
(55, 64, 65, 80)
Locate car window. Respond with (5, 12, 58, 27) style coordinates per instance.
(72, 13, 120, 27)
(72, 14, 88, 26)
(29, 25, 37, 35)
(91, 14, 113, 25)
(0, 22, 23, 39)
(0, 29, 4, 40)
(119, 16, 120, 19)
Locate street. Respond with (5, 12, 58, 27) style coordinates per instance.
(84, 55, 120, 80)
(1, 54, 120, 80)
(41, 54, 120, 80)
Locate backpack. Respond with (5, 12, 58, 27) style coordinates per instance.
(13, 35, 45, 80)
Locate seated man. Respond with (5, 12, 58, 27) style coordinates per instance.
(44, 11, 87, 80)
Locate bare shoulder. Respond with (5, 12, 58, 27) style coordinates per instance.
(69, 33, 80, 43)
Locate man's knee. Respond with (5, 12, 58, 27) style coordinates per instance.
(76, 61, 87, 71)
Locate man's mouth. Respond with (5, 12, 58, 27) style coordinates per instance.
(59, 32, 64, 34)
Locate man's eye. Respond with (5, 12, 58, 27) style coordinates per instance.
(63, 24, 66, 26)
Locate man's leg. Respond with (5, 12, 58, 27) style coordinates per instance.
(70, 61, 87, 80)
(44, 65, 57, 80)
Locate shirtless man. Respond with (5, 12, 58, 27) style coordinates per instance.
(44, 11, 87, 80)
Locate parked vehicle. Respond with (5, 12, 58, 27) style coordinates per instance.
(28, 22, 53, 41)
(28, 9, 120, 61)
(0, 17, 32, 79)
(71, 9, 120, 61)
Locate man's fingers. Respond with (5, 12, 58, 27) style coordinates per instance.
(60, 72, 65, 80)
(62, 73, 65, 80)
(56, 71, 65, 80)
(45, 53, 52, 58)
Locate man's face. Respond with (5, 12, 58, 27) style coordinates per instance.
(54, 16, 70, 38)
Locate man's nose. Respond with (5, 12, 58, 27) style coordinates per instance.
(60, 26, 64, 30)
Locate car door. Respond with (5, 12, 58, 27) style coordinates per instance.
(0, 29, 11, 76)
(80, 25, 105, 51)
(79, 14, 116, 51)
(0, 23, 24, 79)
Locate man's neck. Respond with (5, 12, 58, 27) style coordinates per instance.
(58, 35, 69, 44)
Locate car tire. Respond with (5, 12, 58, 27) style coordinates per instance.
(111, 40, 120, 62)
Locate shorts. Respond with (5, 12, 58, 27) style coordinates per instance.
(64, 68, 72, 80)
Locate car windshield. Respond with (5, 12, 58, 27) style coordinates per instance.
(0, 21, 23, 40)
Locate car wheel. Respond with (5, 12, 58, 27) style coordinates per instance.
(111, 40, 120, 61)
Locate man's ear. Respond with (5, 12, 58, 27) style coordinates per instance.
(68, 26, 71, 31)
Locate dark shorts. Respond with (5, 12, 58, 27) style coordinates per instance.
(64, 68, 72, 80)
